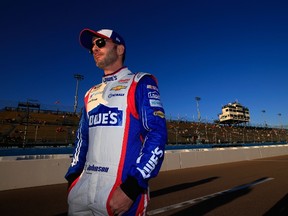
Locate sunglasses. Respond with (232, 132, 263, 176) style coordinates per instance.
(92, 38, 107, 49)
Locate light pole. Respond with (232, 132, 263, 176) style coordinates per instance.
(261, 110, 266, 127)
(195, 96, 201, 122)
(74, 74, 84, 114)
(278, 113, 282, 129)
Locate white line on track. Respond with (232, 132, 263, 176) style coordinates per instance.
(147, 177, 274, 215)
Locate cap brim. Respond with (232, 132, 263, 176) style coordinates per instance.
(79, 28, 110, 50)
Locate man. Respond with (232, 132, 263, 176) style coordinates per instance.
(65, 28, 167, 216)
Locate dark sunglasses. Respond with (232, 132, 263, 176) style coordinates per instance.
(93, 38, 107, 49)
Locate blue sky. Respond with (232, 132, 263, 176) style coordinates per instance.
(1, 0, 287, 126)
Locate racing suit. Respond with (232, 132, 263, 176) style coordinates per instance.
(65, 67, 167, 215)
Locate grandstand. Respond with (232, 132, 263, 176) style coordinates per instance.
(167, 120, 287, 145)
(0, 103, 79, 147)
(0, 101, 287, 147)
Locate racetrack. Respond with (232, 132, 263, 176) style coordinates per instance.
(1, 155, 287, 216)
(148, 154, 288, 216)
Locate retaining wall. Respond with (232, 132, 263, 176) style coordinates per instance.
(1, 144, 288, 191)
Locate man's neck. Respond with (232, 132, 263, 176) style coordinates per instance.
(103, 62, 123, 75)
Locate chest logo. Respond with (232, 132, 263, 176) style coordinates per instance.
(88, 105, 123, 127)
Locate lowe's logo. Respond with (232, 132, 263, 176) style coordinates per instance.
(137, 147, 164, 179)
(89, 105, 123, 127)
(103, 75, 117, 83)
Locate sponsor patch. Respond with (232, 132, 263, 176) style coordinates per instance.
(89, 105, 123, 127)
(88, 98, 98, 103)
(149, 99, 163, 108)
(147, 85, 159, 91)
(148, 91, 160, 99)
(137, 147, 164, 179)
(118, 78, 130, 83)
(153, 110, 165, 118)
(103, 75, 117, 83)
(108, 93, 125, 98)
(111, 85, 127, 91)
(92, 84, 102, 91)
(89, 91, 103, 98)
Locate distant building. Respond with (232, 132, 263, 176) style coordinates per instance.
(218, 102, 250, 124)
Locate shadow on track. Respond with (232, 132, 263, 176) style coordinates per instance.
(150, 176, 219, 198)
(149, 177, 272, 216)
(264, 193, 288, 216)
(171, 185, 251, 215)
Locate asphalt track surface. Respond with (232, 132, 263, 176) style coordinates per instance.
(1, 155, 288, 216)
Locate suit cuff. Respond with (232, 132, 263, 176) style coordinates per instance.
(120, 176, 144, 201)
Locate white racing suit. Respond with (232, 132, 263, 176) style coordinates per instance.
(65, 67, 167, 215)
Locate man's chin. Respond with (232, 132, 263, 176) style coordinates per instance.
(96, 62, 104, 69)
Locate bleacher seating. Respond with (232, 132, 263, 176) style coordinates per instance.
(167, 120, 287, 145)
(0, 108, 287, 147)
(0, 108, 79, 147)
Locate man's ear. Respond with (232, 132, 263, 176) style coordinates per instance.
(117, 45, 125, 56)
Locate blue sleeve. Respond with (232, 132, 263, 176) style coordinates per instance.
(130, 75, 167, 188)
(65, 106, 89, 182)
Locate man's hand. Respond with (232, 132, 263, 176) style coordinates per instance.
(109, 187, 133, 215)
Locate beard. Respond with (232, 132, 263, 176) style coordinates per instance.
(96, 46, 118, 69)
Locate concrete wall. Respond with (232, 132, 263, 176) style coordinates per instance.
(1, 145, 288, 191)
(160, 145, 288, 171)
(0, 155, 71, 191)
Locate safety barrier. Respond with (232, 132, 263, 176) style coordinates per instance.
(160, 144, 288, 171)
(0, 144, 288, 191)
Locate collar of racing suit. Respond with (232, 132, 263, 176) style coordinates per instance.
(102, 66, 133, 83)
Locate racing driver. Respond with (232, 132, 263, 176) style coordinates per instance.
(65, 28, 167, 216)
